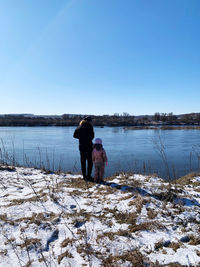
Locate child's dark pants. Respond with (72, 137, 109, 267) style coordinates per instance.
(94, 162, 105, 182)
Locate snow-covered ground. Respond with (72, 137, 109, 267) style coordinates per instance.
(0, 166, 200, 266)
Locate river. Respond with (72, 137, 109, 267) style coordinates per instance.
(0, 126, 199, 179)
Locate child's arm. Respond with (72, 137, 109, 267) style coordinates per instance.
(102, 150, 108, 165)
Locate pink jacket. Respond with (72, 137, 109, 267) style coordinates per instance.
(92, 148, 107, 164)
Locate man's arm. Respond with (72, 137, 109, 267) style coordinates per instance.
(73, 127, 80, 139)
(90, 125, 94, 140)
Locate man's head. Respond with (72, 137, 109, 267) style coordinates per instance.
(79, 116, 92, 125)
(83, 116, 92, 122)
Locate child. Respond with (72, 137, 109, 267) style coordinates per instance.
(92, 138, 108, 183)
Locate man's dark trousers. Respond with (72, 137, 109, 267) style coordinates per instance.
(80, 149, 93, 180)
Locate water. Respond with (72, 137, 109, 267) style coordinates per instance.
(0, 126, 199, 179)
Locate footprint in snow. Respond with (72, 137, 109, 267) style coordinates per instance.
(44, 229, 59, 252)
(74, 221, 85, 228)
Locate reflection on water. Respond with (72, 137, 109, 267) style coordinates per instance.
(111, 127, 123, 133)
(0, 126, 199, 179)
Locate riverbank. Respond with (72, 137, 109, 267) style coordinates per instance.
(0, 166, 200, 266)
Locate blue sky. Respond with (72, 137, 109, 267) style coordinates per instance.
(0, 0, 199, 115)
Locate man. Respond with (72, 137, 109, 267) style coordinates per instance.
(73, 116, 94, 181)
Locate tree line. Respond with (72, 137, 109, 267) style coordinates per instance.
(0, 112, 199, 127)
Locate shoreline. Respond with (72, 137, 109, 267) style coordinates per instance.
(124, 125, 200, 130)
(0, 124, 200, 129)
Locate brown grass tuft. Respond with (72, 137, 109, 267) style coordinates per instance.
(102, 249, 146, 267)
(168, 242, 181, 252)
(176, 172, 200, 186)
(189, 236, 200, 246)
(65, 178, 94, 189)
(128, 221, 162, 233)
(128, 195, 148, 214)
(103, 208, 137, 225)
(97, 232, 115, 242)
(147, 208, 158, 219)
(19, 238, 41, 250)
(58, 250, 73, 264)
(24, 260, 34, 267)
(155, 240, 163, 250)
(61, 238, 75, 248)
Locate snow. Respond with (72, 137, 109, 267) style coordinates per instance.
(0, 166, 200, 266)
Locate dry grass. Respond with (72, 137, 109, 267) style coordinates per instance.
(102, 249, 147, 267)
(128, 195, 148, 213)
(124, 179, 142, 188)
(154, 240, 182, 252)
(57, 250, 73, 264)
(75, 209, 92, 220)
(168, 242, 181, 252)
(118, 194, 133, 201)
(128, 221, 163, 233)
(24, 260, 34, 267)
(6, 196, 39, 206)
(4, 237, 16, 246)
(96, 186, 118, 195)
(103, 208, 137, 225)
(196, 250, 200, 257)
(76, 243, 93, 256)
(61, 238, 76, 248)
(19, 238, 41, 250)
(176, 172, 200, 186)
(106, 175, 118, 181)
(175, 204, 185, 214)
(189, 236, 200, 246)
(167, 264, 186, 267)
(115, 229, 131, 238)
(0, 213, 8, 222)
(97, 232, 115, 242)
(6, 212, 60, 229)
(6, 191, 49, 207)
(70, 189, 83, 196)
(29, 212, 59, 223)
(145, 174, 160, 181)
(76, 228, 86, 236)
(115, 212, 137, 225)
(155, 240, 163, 251)
(0, 213, 16, 226)
(147, 208, 158, 219)
(66, 178, 94, 189)
(153, 189, 176, 202)
(0, 249, 8, 256)
(101, 186, 118, 195)
(0, 166, 16, 172)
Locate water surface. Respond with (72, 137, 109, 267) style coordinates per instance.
(0, 126, 199, 179)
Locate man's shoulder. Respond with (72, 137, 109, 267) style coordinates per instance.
(76, 125, 82, 130)
(84, 123, 93, 131)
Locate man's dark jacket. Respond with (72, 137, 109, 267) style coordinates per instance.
(73, 121, 94, 151)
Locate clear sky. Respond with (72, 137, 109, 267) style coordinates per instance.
(0, 0, 199, 116)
